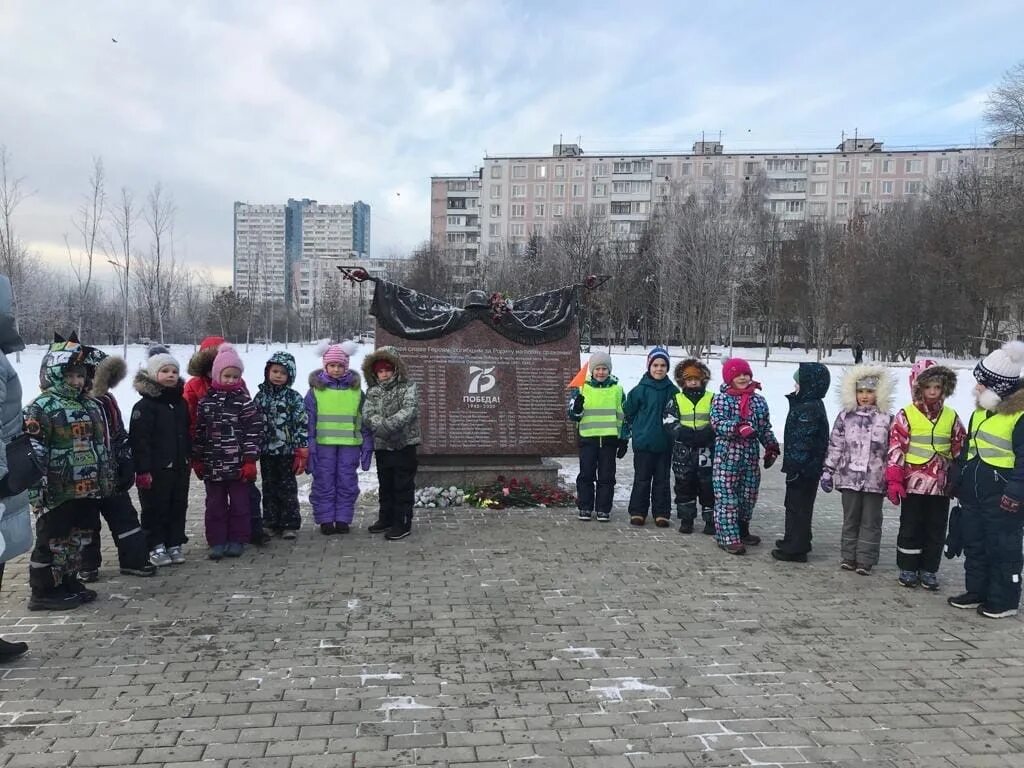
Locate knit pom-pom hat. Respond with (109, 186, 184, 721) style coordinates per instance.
(722, 357, 753, 386)
(314, 338, 358, 370)
(146, 344, 180, 378)
(211, 343, 244, 383)
(975, 341, 1024, 399)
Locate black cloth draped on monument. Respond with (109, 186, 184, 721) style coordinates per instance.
(370, 280, 580, 345)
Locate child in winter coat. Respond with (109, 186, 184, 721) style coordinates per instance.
(568, 351, 628, 522)
(663, 358, 716, 535)
(710, 357, 780, 555)
(887, 360, 965, 590)
(130, 346, 191, 567)
(362, 346, 421, 540)
(22, 334, 115, 610)
(254, 351, 309, 538)
(306, 341, 372, 535)
(79, 348, 154, 579)
(623, 347, 679, 527)
(820, 365, 893, 575)
(193, 344, 263, 560)
(185, 336, 268, 545)
(772, 363, 831, 563)
(948, 342, 1024, 618)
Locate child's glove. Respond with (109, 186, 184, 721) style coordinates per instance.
(885, 466, 905, 506)
(736, 422, 756, 439)
(819, 473, 834, 493)
(240, 460, 258, 483)
(135, 472, 153, 490)
(569, 393, 585, 416)
(292, 448, 308, 476)
(1000, 494, 1021, 514)
(763, 446, 779, 469)
(616, 439, 629, 459)
(360, 448, 373, 471)
(191, 460, 205, 480)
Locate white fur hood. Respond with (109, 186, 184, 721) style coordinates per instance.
(838, 364, 894, 413)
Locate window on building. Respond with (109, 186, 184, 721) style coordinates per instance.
(701, 162, 713, 177)
(881, 159, 894, 173)
(592, 183, 607, 197)
(655, 162, 672, 177)
(836, 201, 849, 217)
(936, 158, 950, 172)
(785, 200, 804, 213)
(811, 181, 827, 195)
(531, 222, 544, 236)
(535, 165, 547, 178)
(837, 160, 850, 174)
(906, 158, 923, 173)
(812, 161, 829, 175)
(511, 203, 525, 218)
(611, 201, 631, 215)
(447, 232, 467, 243)
(511, 184, 526, 198)
(490, 184, 502, 199)
(573, 164, 585, 177)
(490, 204, 501, 217)
(982, 155, 992, 168)
(447, 180, 467, 191)
(723, 161, 735, 176)
(447, 215, 464, 226)
(509, 223, 525, 237)
(859, 181, 871, 195)
(571, 183, 584, 198)
(512, 165, 526, 179)
(534, 184, 546, 198)
(765, 158, 808, 172)
(490, 165, 502, 179)
(555, 165, 565, 178)
(881, 180, 894, 194)
(553, 183, 565, 197)
(655, 183, 670, 198)
(835, 181, 849, 195)
(592, 163, 608, 176)
(573, 203, 585, 216)
(552, 203, 564, 217)
(809, 201, 827, 217)
(681, 163, 692, 176)
(534, 204, 545, 217)
(591, 203, 608, 216)
(905, 180, 923, 194)
(860, 160, 873, 173)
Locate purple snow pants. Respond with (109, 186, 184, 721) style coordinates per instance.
(310, 444, 361, 525)
(205, 480, 252, 546)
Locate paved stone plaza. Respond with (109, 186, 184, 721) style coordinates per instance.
(2, 464, 1023, 768)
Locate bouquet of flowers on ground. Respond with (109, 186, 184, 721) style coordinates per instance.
(465, 476, 575, 510)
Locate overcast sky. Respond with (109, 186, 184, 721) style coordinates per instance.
(1, 0, 1021, 287)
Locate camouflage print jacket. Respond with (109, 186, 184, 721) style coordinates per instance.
(254, 351, 309, 456)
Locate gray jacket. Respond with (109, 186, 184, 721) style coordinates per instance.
(0, 275, 32, 564)
(361, 346, 421, 451)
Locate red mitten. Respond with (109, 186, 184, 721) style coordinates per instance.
(736, 422, 756, 439)
(135, 472, 153, 490)
(292, 448, 308, 476)
(885, 466, 905, 506)
(1000, 495, 1021, 514)
(240, 460, 258, 483)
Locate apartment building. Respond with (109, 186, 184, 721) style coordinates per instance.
(234, 198, 371, 309)
(430, 136, 1006, 265)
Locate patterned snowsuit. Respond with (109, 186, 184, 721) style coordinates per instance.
(254, 352, 309, 532)
(710, 383, 779, 547)
(305, 369, 372, 526)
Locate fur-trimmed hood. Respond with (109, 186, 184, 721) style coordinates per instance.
(362, 346, 408, 387)
(308, 368, 362, 391)
(994, 385, 1024, 416)
(839, 364, 894, 413)
(910, 360, 957, 402)
(133, 369, 184, 402)
(674, 358, 711, 385)
(187, 336, 225, 378)
(91, 355, 127, 398)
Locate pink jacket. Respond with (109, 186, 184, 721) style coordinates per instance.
(824, 365, 893, 494)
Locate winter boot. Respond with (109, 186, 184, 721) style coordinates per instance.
(120, 564, 157, 577)
(320, 523, 337, 536)
(149, 545, 173, 567)
(595, 510, 610, 522)
(677, 501, 696, 534)
(855, 564, 872, 576)
(978, 604, 1019, 619)
(919, 572, 939, 591)
(738, 521, 761, 546)
(224, 542, 244, 558)
(898, 570, 919, 588)
(629, 515, 645, 527)
(78, 569, 99, 583)
(719, 541, 746, 555)
(335, 523, 351, 534)
(63, 575, 97, 603)
(578, 509, 593, 521)
(948, 592, 983, 609)
(702, 519, 716, 535)
(840, 559, 856, 571)
(771, 549, 807, 563)
(208, 545, 225, 561)
(28, 586, 81, 612)
(167, 546, 186, 565)
(0, 637, 28, 661)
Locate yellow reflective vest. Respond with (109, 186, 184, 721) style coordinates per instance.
(966, 407, 1024, 469)
(578, 382, 624, 438)
(313, 387, 362, 446)
(674, 391, 713, 430)
(902, 404, 956, 465)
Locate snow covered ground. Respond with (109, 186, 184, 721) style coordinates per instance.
(8, 341, 984, 496)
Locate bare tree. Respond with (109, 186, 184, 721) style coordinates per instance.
(104, 186, 138, 357)
(985, 60, 1024, 142)
(179, 267, 210, 349)
(144, 182, 175, 343)
(0, 145, 30, 360)
(66, 156, 106, 338)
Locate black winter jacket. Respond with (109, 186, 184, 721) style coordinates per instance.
(782, 363, 831, 478)
(129, 372, 190, 474)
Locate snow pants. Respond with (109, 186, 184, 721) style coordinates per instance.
(376, 445, 418, 532)
(962, 498, 1024, 614)
(261, 454, 301, 531)
(628, 450, 672, 521)
(310, 444, 360, 525)
(673, 450, 714, 524)
(204, 480, 251, 546)
(712, 441, 761, 547)
(80, 493, 150, 572)
(576, 437, 618, 515)
(840, 490, 884, 567)
(28, 499, 96, 596)
(777, 473, 818, 556)
(138, 467, 190, 551)
(896, 493, 949, 573)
